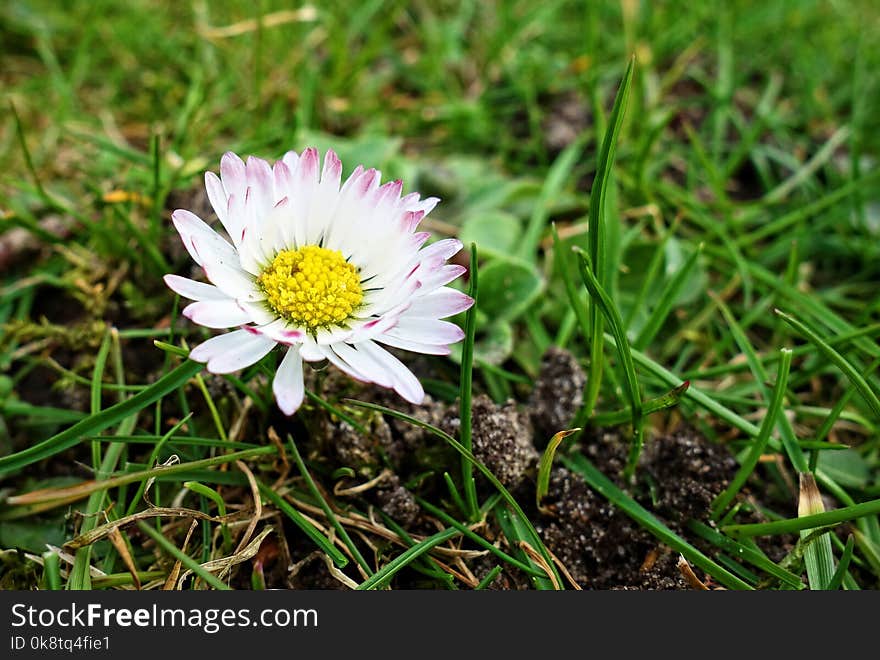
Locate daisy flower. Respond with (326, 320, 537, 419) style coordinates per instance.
(164, 148, 473, 415)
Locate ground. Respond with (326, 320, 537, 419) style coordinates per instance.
(1, 1, 879, 590)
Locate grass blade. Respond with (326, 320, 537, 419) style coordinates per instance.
(824, 534, 854, 590)
(775, 308, 880, 419)
(563, 452, 752, 590)
(136, 520, 230, 590)
(723, 498, 880, 537)
(584, 57, 635, 419)
(460, 242, 479, 520)
(357, 528, 459, 590)
(711, 348, 793, 519)
(575, 248, 643, 480)
(633, 243, 703, 350)
(257, 481, 349, 568)
(799, 473, 835, 590)
(0, 359, 205, 475)
(536, 428, 580, 511)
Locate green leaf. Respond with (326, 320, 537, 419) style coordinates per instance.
(817, 449, 871, 489)
(477, 259, 543, 324)
(460, 210, 522, 260)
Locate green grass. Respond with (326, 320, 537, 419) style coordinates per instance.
(2, 0, 880, 590)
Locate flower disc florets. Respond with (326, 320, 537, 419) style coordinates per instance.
(258, 245, 363, 334)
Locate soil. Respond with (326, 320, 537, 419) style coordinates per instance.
(283, 344, 770, 590)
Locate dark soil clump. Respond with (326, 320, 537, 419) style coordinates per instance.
(469, 394, 538, 490)
(527, 346, 586, 443)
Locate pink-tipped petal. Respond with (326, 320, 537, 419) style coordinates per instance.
(220, 151, 247, 198)
(204, 332, 275, 374)
(246, 156, 275, 215)
(406, 287, 474, 319)
(416, 264, 468, 295)
(321, 149, 342, 186)
(384, 317, 465, 345)
(374, 333, 452, 356)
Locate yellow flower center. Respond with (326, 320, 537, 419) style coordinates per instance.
(257, 245, 363, 333)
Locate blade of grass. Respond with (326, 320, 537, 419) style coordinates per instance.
(584, 57, 635, 419)
(575, 248, 643, 480)
(799, 473, 835, 590)
(415, 496, 547, 579)
(459, 243, 479, 521)
(357, 527, 459, 590)
(536, 428, 580, 510)
(775, 308, 880, 419)
(476, 566, 503, 590)
(563, 452, 752, 590)
(687, 520, 804, 589)
(4, 446, 276, 511)
(824, 534, 855, 590)
(590, 380, 689, 426)
(183, 481, 231, 553)
(723, 497, 880, 537)
(0, 359, 205, 475)
(41, 551, 62, 591)
(347, 398, 562, 586)
(287, 435, 373, 576)
(136, 520, 230, 590)
(494, 503, 557, 589)
(712, 348, 793, 519)
(257, 481, 348, 568)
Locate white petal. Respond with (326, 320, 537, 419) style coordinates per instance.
(182, 300, 254, 328)
(238, 301, 278, 326)
(331, 342, 392, 388)
(415, 264, 468, 296)
(298, 337, 325, 362)
(171, 209, 236, 268)
(220, 151, 247, 199)
(419, 238, 464, 262)
(246, 156, 275, 218)
(163, 274, 229, 302)
(273, 346, 305, 416)
(193, 237, 262, 302)
(191, 328, 276, 374)
(190, 328, 269, 363)
(318, 345, 372, 385)
(358, 341, 424, 404)
(384, 317, 465, 345)
(374, 333, 451, 356)
(250, 318, 306, 345)
(204, 171, 228, 226)
(406, 287, 474, 319)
